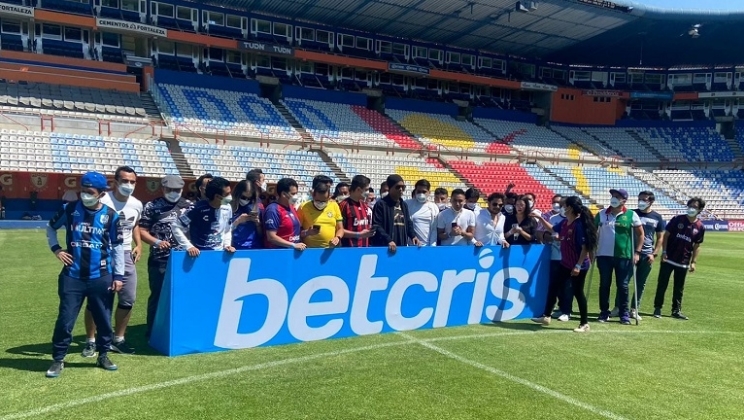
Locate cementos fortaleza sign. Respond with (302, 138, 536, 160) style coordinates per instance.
(702, 220, 729, 232)
(0, 2, 33, 17)
(96, 18, 167, 36)
(150, 246, 550, 356)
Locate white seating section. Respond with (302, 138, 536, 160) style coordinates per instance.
(282, 99, 397, 147)
(157, 84, 301, 141)
(180, 142, 339, 188)
(551, 126, 616, 157)
(0, 129, 177, 177)
(652, 169, 744, 218)
(475, 119, 593, 158)
(582, 128, 658, 162)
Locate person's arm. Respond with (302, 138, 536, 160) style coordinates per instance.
(372, 200, 392, 245)
(46, 204, 68, 253)
(222, 209, 233, 249)
(172, 206, 195, 250)
(536, 216, 555, 234)
(428, 204, 439, 246)
(255, 206, 264, 236)
(653, 218, 666, 257)
(404, 203, 416, 241)
(109, 212, 125, 286)
(632, 212, 643, 254)
(266, 230, 298, 248)
(264, 205, 300, 249)
(436, 212, 448, 241)
(137, 202, 159, 246)
(462, 212, 475, 242)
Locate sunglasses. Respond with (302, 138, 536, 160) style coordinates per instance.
(394, 185, 406, 191)
(489, 202, 503, 207)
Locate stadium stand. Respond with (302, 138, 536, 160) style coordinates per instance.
(385, 109, 497, 152)
(0, 130, 178, 178)
(180, 142, 339, 188)
(652, 169, 744, 218)
(446, 161, 557, 205)
(637, 126, 735, 162)
(155, 84, 301, 141)
(473, 118, 591, 158)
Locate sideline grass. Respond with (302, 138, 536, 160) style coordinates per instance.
(0, 230, 742, 420)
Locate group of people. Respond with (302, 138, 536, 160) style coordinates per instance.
(43, 167, 706, 378)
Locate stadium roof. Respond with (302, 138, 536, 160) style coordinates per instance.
(218, 0, 744, 68)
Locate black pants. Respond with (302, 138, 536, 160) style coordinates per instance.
(550, 261, 573, 315)
(146, 259, 167, 339)
(654, 262, 689, 313)
(543, 264, 588, 325)
(52, 273, 114, 362)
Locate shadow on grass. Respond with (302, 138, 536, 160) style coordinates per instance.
(0, 357, 92, 372)
(482, 321, 543, 331)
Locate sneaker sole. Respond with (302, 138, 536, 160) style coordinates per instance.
(45, 372, 61, 378)
(81, 352, 97, 358)
(97, 364, 119, 371)
(111, 345, 135, 355)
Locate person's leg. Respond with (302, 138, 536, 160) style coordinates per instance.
(113, 252, 137, 353)
(84, 308, 96, 342)
(653, 262, 674, 315)
(632, 255, 653, 310)
(51, 274, 86, 363)
(86, 275, 117, 369)
(146, 260, 166, 340)
(558, 263, 573, 316)
(571, 269, 589, 326)
(671, 266, 690, 317)
(615, 258, 632, 321)
(596, 257, 613, 317)
(542, 265, 564, 318)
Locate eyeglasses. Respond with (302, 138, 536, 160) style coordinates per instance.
(489, 202, 503, 207)
(394, 184, 406, 191)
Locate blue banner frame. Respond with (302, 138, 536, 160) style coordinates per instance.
(150, 245, 550, 356)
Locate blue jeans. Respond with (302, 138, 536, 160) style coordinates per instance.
(614, 254, 653, 310)
(52, 273, 114, 362)
(597, 256, 633, 316)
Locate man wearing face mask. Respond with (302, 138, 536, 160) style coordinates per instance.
(437, 188, 476, 246)
(371, 174, 420, 253)
(246, 168, 267, 196)
(405, 179, 440, 246)
(333, 182, 350, 202)
(172, 177, 235, 256)
(594, 189, 643, 324)
(502, 192, 518, 217)
(464, 188, 482, 216)
(195, 173, 213, 201)
(340, 175, 374, 247)
(45, 171, 124, 377)
(652, 197, 705, 320)
(299, 182, 344, 248)
(138, 175, 191, 340)
(82, 166, 143, 356)
(264, 177, 305, 250)
(434, 188, 449, 212)
(610, 191, 665, 320)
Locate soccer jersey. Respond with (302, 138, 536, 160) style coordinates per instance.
(549, 213, 566, 260)
(264, 202, 301, 248)
(47, 201, 124, 280)
(177, 200, 233, 250)
(339, 197, 371, 247)
(635, 209, 665, 255)
(100, 192, 142, 249)
(139, 196, 192, 263)
(664, 215, 704, 268)
(557, 218, 590, 271)
(231, 202, 264, 250)
(298, 200, 343, 248)
(595, 207, 642, 259)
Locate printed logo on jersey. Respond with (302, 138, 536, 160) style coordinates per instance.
(100, 214, 110, 224)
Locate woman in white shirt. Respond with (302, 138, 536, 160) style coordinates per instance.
(474, 192, 510, 248)
(405, 179, 440, 246)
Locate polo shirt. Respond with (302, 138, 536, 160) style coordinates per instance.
(595, 207, 642, 259)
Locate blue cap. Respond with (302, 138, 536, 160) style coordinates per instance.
(609, 188, 629, 200)
(80, 171, 109, 191)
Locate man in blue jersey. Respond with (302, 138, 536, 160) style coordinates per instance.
(172, 176, 235, 255)
(45, 171, 125, 378)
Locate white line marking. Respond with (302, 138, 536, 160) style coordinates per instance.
(1, 329, 737, 420)
(401, 332, 631, 420)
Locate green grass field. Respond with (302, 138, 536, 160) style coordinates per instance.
(1, 230, 742, 420)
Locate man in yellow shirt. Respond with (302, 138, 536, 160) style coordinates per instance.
(298, 182, 344, 248)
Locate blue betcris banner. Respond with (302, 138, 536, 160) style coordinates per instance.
(702, 220, 728, 231)
(150, 245, 550, 356)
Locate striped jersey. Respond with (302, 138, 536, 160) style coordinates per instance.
(48, 201, 124, 280)
(339, 197, 371, 247)
(595, 207, 642, 259)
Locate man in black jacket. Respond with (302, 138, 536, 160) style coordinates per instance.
(371, 175, 420, 253)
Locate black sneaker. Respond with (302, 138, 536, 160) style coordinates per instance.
(111, 340, 135, 355)
(46, 361, 64, 378)
(653, 308, 662, 318)
(81, 341, 97, 358)
(96, 355, 118, 371)
(672, 312, 689, 320)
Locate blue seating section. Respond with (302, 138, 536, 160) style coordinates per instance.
(581, 167, 685, 215)
(653, 169, 744, 216)
(157, 84, 300, 140)
(0, 130, 178, 177)
(638, 126, 734, 162)
(180, 143, 339, 187)
(523, 165, 577, 199)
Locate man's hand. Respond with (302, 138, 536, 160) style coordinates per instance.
(412, 237, 421, 247)
(359, 229, 374, 238)
(54, 249, 73, 266)
(633, 253, 640, 265)
(501, 241, 510, 249)
(224, 246, 236, 253)
(187, 247, 200, 257)
(571, 267, 580, 277)
(247, 213, 260, 224)
(647, 254, 655, 265)
(330, 237, 340, 247)
(157, 240, 171, 250)
(235, 213, 251, 225)
(388, 241, 397, 254)
(293, 243, 307, 251)
(109, 280, 124, 292)
(451, 226, 462, 237)
(689, 262, 696, 273)
(132, 245, 142, 263)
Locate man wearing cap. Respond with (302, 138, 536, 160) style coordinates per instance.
(594, 188, 644, 325)
(371, 174, 420, 253)
(82, 166, 143, 356)
(45, 171, 125, 378)
(138, 175, 192, 340)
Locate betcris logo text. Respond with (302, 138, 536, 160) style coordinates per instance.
(150, 246, 549, 356)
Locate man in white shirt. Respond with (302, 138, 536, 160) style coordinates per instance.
(82, 166, 143, 356)
(434, 187, 449, 212)
(405, 179, 440, 246)
(437, 188, 476, 246)
(474, 192, 509, 247)
(464, 188, 482, 216)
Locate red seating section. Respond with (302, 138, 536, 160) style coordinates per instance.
(448, 161, 557, 205)
(351, 105, 424, 150)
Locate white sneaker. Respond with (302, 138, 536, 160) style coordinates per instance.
(610, 307, 620, 318)
(573, 324, 591, 333)
(531, 316, 551, 326)
(631, 309, 642, 321)
(551, 310, 563, 319)
(557, 314, 570, 322)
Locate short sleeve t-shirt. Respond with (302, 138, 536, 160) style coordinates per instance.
(635, 209, 666, 255)
(664, 215, 704, 267)
(437, 207, 476, 246)
(178, 200, 232, 250)
(100, 192, 143, 249)
(558, 218, 590, 271)
(264, 202, 301, 248)
(299, 201, 343, 248)
(595, 208, 642, 259)
(549, 213, 567, 260)
(339, 198, 371, 248)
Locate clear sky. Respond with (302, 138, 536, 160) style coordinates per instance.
(632, 0, 744, 11)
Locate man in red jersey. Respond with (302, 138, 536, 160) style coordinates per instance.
(264, 178, 305, 251)
(339, 175, 375, 247)
(653, 197, 706, 320)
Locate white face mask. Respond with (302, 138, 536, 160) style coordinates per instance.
(289, 194, 301, 204)
(552, 203, 561, 212)
(260, 181, 267, 192)
(80, 192, 99, 207)
(380, 192, 388, 199)
(221, 196, 233, 205)
(560, 208, 566, 217)
(416, 193, 427, 203)
(164, 192, 181, 203)
(438, 203, 447, 211)
(465, 203, 476, 210)
(610, 197, 622, 208)
(314, 200, 328, 210)
(638, 201, 650, 211)
(118, 183, 135, 197)
(504, 204, 514, 214)
(337, 195, 349, 202)
(687, 207, 699, 217)
(527, 200, 534, 209)
(239, 198, 250, 207)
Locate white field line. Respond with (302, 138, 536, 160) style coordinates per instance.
(2, 329, 741, 420)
